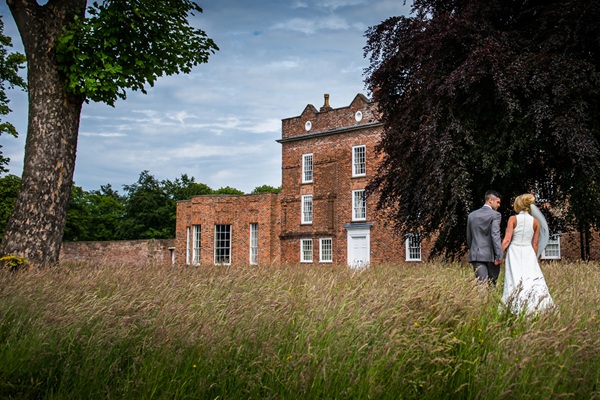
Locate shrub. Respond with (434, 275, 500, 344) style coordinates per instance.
(0, 255, 28, 271)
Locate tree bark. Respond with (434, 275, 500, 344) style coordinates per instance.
(579, 224, 591, 261)
(0, 0, 86, 265)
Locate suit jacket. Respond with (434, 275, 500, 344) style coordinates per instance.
(467, 205, 503, 263)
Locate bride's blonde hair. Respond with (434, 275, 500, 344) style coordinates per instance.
(513, 193, 535, 213)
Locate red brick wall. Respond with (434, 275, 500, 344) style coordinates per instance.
(60, 239, 175, 266)
(278, 94, 429, 265)
(176, 193, 281, 266)
(281, 93, 379, 140)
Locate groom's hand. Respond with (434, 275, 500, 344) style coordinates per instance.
(494, 259, 502, 265)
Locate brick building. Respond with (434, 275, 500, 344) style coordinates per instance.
(176, 94, 427, 266)
(176, 93, 583, 266)
(176, 193, 281, 266)
(277, 93, 429, 267)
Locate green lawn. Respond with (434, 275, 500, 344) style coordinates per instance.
(0, 260, 598, 399)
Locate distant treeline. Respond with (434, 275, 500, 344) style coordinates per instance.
(0, 171, 280, 242)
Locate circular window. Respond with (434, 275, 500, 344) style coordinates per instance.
(305, 121, 312, 131)
(355, 111, 363, 122)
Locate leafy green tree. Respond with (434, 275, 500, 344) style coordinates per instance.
(213, 186, 244, 195)
(62, 174, 212, 242)
(0, 17, 26, 175)
(364, 0, 600, 259)
(118, 171, 174, 239)
(86, 184, 126, 241)
(163, 173, 213, 201)
(161, 173, 213, 239)
(251, 185, 281, 194)
(63, 185, 91, 241)
(63, 184, 125, 241)
(0, 174, 20, 241)
(1, 0, 218, 265)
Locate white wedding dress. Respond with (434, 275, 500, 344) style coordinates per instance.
(501, 211, 554, 314)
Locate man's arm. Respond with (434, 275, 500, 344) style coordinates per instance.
(491, 212, 503, 261)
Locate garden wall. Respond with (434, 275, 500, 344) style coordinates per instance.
(60, 239, 175, 266)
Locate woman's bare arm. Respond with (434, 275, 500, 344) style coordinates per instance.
(502, 216, 516, 252)
(532, 218, 540, 256)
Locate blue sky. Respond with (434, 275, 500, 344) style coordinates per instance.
(1, 0, 410, 194)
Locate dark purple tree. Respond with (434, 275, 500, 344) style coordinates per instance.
(364, 0, 600, 259)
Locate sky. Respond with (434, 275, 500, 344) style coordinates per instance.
(0, 0, 411, 194)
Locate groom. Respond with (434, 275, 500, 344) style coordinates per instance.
(467, 190, 503, 285)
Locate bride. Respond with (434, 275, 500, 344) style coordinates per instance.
(501, 194, 554, 314)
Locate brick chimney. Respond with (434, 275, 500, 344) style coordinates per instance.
(320, 93, 332, 112)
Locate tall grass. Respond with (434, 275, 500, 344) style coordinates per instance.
(0, 261, 598, 399)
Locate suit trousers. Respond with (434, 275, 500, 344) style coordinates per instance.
(471, 261, 500, 285)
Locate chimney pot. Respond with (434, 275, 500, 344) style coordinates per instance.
(320, 93, 332, 112)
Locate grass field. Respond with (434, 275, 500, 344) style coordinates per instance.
(0, 260, 598, 399)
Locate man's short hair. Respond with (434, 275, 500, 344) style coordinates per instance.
(485, 190, 501, 202)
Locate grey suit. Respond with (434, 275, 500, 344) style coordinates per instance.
(467, 205, 503, 284)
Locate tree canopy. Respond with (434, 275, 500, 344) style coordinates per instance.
(1, 0, 218, 265)
(0, 170, 260, 243)
(55, 0, 218, 105)
(0, 17, 26, 174)
(364, 0, 600, 259)
(251, 185, 281, 194)
(213, 186, 245, 195)
(63, 184, 125, 241)
(0, 174, 21, 241)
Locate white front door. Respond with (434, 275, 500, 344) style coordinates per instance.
(346, 225, 371, 268)
(349, 235, 368, 268)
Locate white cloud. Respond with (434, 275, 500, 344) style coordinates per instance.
(80, 132, 127, 138)
(245, 118, 281, 134)
(292, 1, 309, 8)
(266, 59, 300, 70)
(165, 111, 201, 127)
(272, 18, 318, 35)
(271, 15, 357, 34)
(1, 0, 410, 193)
(316, 0, 371, 11)
(320, 15, 352, 30)
(172, 143, 265, 159)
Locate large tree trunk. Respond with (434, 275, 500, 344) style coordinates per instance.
(0, 0, 86, 265)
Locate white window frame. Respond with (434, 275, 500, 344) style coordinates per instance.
(301, 239, 313, 263)
(320, 238, 333, 263)
(214, 224, 232, 265)
(302, 153, 313, 183)
(405, 233, 422, 262)
(352, 189, 366, 221)
(542, 233, 561, 260)
(186, 227, 191, 265)
(352, 145, 366, 177)
(250, 223, 258, 265)
(192, 225, 201, 265)
(302, 194, 313, 224)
